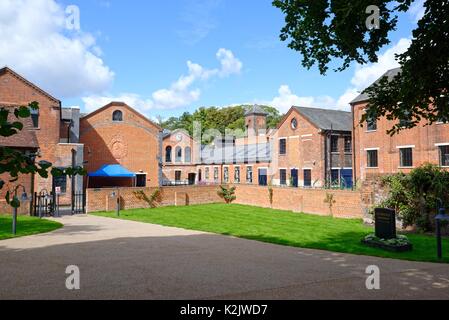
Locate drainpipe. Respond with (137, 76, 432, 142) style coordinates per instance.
(351, 103, 357, 190)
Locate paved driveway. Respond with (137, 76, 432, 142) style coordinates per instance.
(0, 215, 448, 300)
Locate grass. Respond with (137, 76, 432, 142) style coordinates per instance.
(0, 215, 62, 240)
(93, 203, 449, 263)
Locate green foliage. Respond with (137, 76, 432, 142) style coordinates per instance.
(161, 105, 283, 144)
(273, 0, 449, 134)
(217, 185, 236, 204)
(364, 233, 411, 247)
(133, 189, 161, 208)
(268, 186, 274, 206)
(0, 102, 86, 208)
(324, 193, 336, 217)
(379, 164, 449, 232)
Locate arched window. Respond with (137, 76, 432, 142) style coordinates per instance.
(184, 147, 191, 163)
(165, 146, 172, 163)
(112, 110, 123, 122)
(175, 146, 182, 163)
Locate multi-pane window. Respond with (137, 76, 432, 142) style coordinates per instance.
(165, 146, 172, 163)
(366, 116, 377, 131)
(205, 167, 210, 180)
(399, 110, 412, 127)
(223, 167, 229, 183)
(279, 138, 287, 155)
(439, 146, 449, 167)
(184, 147, 191, 163)
(234, 167, 240, 183)
(53, 174, 67, 194)
(30, 107, 39, 128)
(367, 150, 378, 168)
(344, 136, 352, 153)
(112, 110, 123, 122)
(280, 169, 287, 186)
(175, 171, 181, 182)
(331, 169, 340, 185)
(399, 148, 413, 167)
(331, 136, 339, 153)
(175, 147, 182, 163)
(214, 167, 219, 182)
(246, 166, 253, 183)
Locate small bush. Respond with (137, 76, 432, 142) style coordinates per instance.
(217, 185, 236, 204)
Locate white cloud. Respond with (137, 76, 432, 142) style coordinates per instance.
(0, 0, 114, 98)
(408, 0, 425, 23)
(83, 48, 242, 114)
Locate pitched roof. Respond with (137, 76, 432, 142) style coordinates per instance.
(0, 67, 60, 104)
(294, 106, 352, 131)
(0, 105, 38, 149)
(201, 143, 271, 164)
(350, 67, 401, 104)
(245, 104, 268, 116)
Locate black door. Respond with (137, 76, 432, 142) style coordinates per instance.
(303, 169, 312, 187)
(136, 174, 146, 187)
(291, 169, 298, 187)
(188, 173, 196, 185)
(258, 168, 268, 186)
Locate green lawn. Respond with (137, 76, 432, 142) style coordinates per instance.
(93, 203, 449, 263)
(0, 215, 62, 240)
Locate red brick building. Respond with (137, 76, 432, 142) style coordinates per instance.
(351, 68, 449, 183)
(0, 67, 84, 213)
(80, 102, 162, 188)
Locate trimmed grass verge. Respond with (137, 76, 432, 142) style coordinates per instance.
(0, 215, 62, 240)
(93, 203, 449, 263)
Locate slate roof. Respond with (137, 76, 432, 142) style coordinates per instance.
(294, 106, 352, 132)
(245, 104, 268, 116)
(201, 143, 271, 164)
(0, 106, 39, 149)
(350, 67, 402, 104)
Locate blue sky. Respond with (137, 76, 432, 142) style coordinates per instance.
(1, 0, 424, 119)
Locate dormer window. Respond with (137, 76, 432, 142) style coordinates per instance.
(112, 110, 123, 122)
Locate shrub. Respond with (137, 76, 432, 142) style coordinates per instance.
(217, 185, 236, 204)
(133, 189, 161, 208)
(378, 163, 449, 232)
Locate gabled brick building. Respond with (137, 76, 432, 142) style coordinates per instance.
(0, 67, 83, 213)
(351, 68, 449, 183)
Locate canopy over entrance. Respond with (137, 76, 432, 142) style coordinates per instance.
(88, 164, 136, 178)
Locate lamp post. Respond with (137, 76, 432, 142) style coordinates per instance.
(11, 184, 29, 235)
(435, 205, 449, 260)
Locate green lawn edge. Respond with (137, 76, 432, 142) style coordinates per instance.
(0, 215, 63, 240)
(91, 203, 449, 264)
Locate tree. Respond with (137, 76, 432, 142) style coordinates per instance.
(1, 102, 86, 208)
(273, 0, 449, 134)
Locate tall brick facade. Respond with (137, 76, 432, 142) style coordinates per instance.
(80, 102, 162, 188)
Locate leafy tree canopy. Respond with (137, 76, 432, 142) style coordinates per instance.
(273, 0, 449, 134)
(161, 105, 283, 141)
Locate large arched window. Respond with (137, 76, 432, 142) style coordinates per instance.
(184, 147, 191, 163)
(175, 146, 182, 163)
(112, 110, 123, 122)
(165, 146, 172, 163)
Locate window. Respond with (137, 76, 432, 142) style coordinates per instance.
(205, 167, 210, 180)
(136, 174, 146, 187)
(53, 174, 67, 194)
(165, 146, 172, 163)
(303, 169, 311, 187)
(175, 171, 181, 182)
(112, 110, 123, 122)
(175, 147, 182, 163)
(30, 107, 39, 128)
(367, 150, 378, 168)
(184, 147, 191, 163)
(214, 167, 219, 182)
(439, 146, 449, 167)
(399, 111, 412, 127)
(280, 169, 287, 186)
(399, 148, 413, 167)
(291, 118, 298, 130)
(331, 169, 340, 185)
(366, 116, 377, 131)
(344, 136, 352, 153)
(246, 166, 253, 183)
(258, 168, 268, 186)
(331, 136, 339, 153)
(279, 138, 287, 155)
(234, 167, 240, 183)
(224, 167, 229, 183)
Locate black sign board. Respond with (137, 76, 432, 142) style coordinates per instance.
(374, 208, 396, 240)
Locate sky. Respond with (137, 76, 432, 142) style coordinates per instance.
(0, 0, 425, 120)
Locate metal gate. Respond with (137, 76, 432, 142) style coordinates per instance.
(33, 190, 56, 217)
(72, 192, 86, 214)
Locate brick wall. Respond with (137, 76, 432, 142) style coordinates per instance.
(86, 184, 370, 218)
(86, 185, 225, 212)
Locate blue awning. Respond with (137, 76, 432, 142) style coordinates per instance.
(88, 164, 136, 178)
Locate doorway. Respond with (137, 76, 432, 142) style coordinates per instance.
(303, 169, 312, 187)
(290, 169, 298, 187)
(188, 173, 196, 185)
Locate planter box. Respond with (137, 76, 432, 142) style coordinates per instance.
(361, 239, 413, 252)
